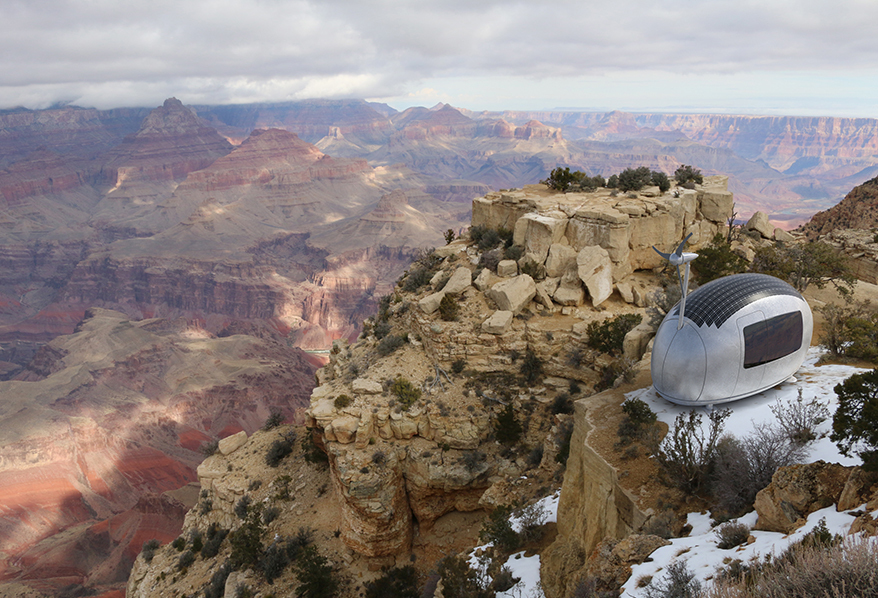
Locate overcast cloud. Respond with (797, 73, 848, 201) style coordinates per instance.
(3, 0, 878, 116)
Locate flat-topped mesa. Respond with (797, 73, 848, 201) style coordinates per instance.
(472, 176, 734, 285)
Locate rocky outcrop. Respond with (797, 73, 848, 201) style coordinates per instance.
(753, 461, 876, 533)
(540, 395, 651, 598)
(472, 178, 732, 306)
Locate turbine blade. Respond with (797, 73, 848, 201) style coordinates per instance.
(653, 246, 673, 260)
(673, 232, 693, 257)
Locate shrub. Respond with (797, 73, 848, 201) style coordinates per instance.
(373, 320, 392, 340)
(293, 546, 339, 598)
(190, 529, 204, 553)
(201, 523, 228, 558)
(551, 392, 573, 415)
(674, 164, 703, 185)
(333, 394, 352, 409)
(526, 445, 544, 467)
(831, 368, 878, 470)
(516, 501, 547, 544)
(459, 450, 486, 473)
(444, 229, 456, 244)
(266, 432, 296, 467)
(769, 390, 829, 444)
(715, 521, 751, 549)
(652, 171, 671, 192)
(607, 174, 619, 188)
(480, 506, 519, 553)
(262, 539, 290, 584)
(542, 166, 579, 192)
(365, 565, 420, 598)
(141, 539, 160, 562)
(262, 410, 285, 430)
(520, 348, 543, 385)
(819, 301, 878, 362)
(477, 228, 502, 251)
(643, 560, 701, 598)
(708, 536, 877, 598)
(301, 430, 329, 467)
(235, 495, 252, 519)
(495, 403, 522, 445)
(201, 439, 219, 457)
(692, 234, 749, 283)
(555, 419, 574, 465)
(586, 313, 642, 356)
(377, 334, 406, 356)
(439, 294, 460, 321)
(229, 516, 265, 570)
(391, 376, 421, 409)
(750, 240, 855, 294)
(595, 357, 636, 392)
(504, 244, 524, 261)
(436, 555, 493, 598)
(451, 358, 466, 374)
(478, 248, 502, 272)
(172, 535, 186, 551)
(617, 166, 653, 192)
(657, 408, 730, 494)
(618, 397, 658, 444)
(402, 267, 432, 292)
(176, 549, 195, 571)
(262, 505, 281, 525)
(204, 563, 232, 598)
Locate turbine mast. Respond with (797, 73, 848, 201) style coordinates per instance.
(652, 233, 698, 330)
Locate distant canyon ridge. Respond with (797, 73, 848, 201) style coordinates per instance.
(1, 96, 878, 595)
(1, 98, 877, 360)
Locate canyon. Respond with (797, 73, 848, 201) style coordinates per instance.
(3, 96, 878, 595)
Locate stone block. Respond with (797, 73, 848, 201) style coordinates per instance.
(577, 246, 614, 307)
(623, 321, 656, 363)
(482, 310, 513, 334)
(352, 378, 383, 394)
(616, 281, 634, 304)
(486, 275, 536, 313)
(545, 244, 578, 278)
(218, 430, 248, 455)
(419, 291, 446, 314)
(473, 268, 494, 291)
(700, 189, 734, 223)
(331, 416, 360, 444)
(443, 266, 472, 294)
(496, 260, 518, 277)
(566, 208, 630, 263)
(513, 213, 568, 263)
(745, 211, 774, 239)
(774, 227, 795, 243)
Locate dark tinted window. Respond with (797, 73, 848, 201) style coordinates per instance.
(743, 311, 803, 369)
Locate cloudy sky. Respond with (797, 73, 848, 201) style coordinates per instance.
(3, 0, 878, 117)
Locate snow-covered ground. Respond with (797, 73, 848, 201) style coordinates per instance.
(489, 347, 875, 598)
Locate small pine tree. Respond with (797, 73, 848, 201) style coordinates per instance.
(495, 403, 522, 445)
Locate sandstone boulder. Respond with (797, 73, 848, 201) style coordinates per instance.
(616, 281, 634, 304)
(419, 291, 446, 314)
(534, 283, 555, 309)
(553, 271, 584, 306)
(622, 321, 655, 363)
(566, 207, 630, 263)
(486, 275, 536, 313)
(700, 189, 734, 223)
(352, 378, 383, 394)
(754, 461, 853, 533)
(473, 268, 494, 291)
(774, 227, 795, 243)
(443, 266, 472, 294)
(545, 244, 578, 278)
(744, 211, 774, 239)
(331, 416, 361, 444)
(482, 310, 513, 335)
(218, 430, 247, 455)
(576, 246, 613, 307)
(496, 260, 518, 277)
(513, 213, 568, 263)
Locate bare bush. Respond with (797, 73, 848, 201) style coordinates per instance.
(515, 501, 547, 544)
(769, 389, 829, 445)
(706, 536, 878, 598)
(715, 521, 750, 549)
(644, 560, 702, 598)
(712, 423, 806, 517)
(657, 408, 730, 494)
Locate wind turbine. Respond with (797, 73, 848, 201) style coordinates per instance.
(653, 233, 698, 330)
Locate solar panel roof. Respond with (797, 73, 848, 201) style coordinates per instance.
(672, 273, 802, 328)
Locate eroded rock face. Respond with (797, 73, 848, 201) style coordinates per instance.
(754, 461, 853, 533)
